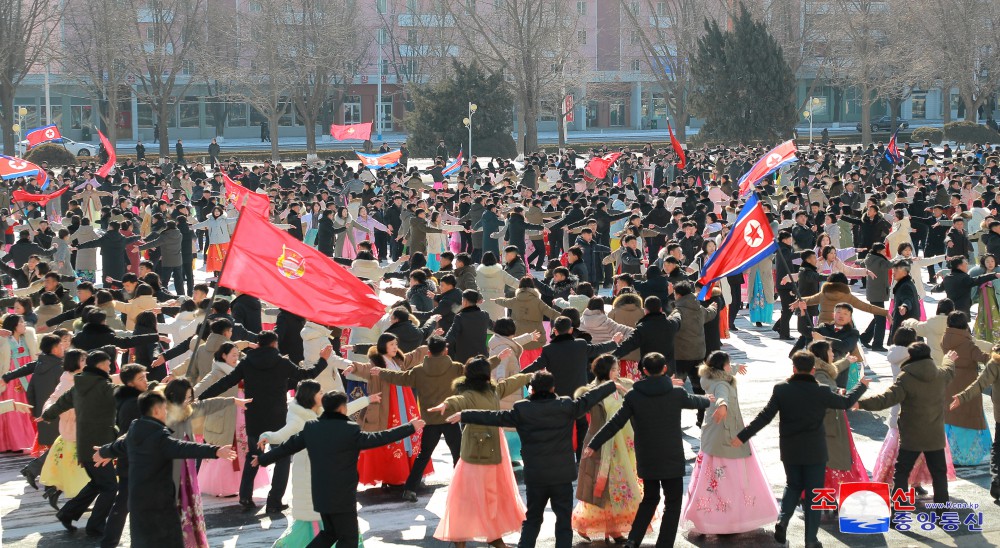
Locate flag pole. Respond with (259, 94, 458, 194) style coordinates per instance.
(761, 189, 813, 327)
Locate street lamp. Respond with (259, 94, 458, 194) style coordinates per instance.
(805, 97, 821, 143)
(464, 102, 477, 163)
(13, 106, 28, 156)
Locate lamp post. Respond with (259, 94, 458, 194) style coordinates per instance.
(804, 97, 821, 143)
(463, 102, 477, 163)
(12, 106, 28, 156)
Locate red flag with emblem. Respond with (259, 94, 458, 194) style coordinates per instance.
(668, 121, 686, 170)
(330, 122, 373, 141)
(219, 212, 386, 327)
(585, 152, 622, 179)
(223, 174, 271, 218)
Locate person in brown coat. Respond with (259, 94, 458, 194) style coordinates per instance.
(795, 273, 888, 325)
(952, 346, 1000, 500)
(608, 291, 644, 380)
(938, 311, 992, 466)
(495, 278, 560, 352)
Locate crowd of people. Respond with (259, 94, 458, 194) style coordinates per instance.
(0, 136, 998, 548)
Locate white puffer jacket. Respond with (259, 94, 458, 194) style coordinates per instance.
(580, 309, 633, 343)
(300, 321, 363, 390)
(476, 263, 518, 319)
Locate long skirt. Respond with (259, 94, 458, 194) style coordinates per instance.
(205, 242, 229, 272)
(198, 391, 270, 497)
(618, 360, 640, 381)
(823, 412, 870, 499)
(681, 444, 779, 534)
(0, 381, 36, 452)
(178, 456, 210, 548)
(39, 435, 89, 497)
(872, 427, 958, 485)
(748, 271, 773, 324)
(945, 421, 993, 466)
(356, 386, 430, 486)
(273, 520, 364, 548)
(519, 348, 543, 367)
(974, 286, 1000, 342)
(434, 432, 525, 542)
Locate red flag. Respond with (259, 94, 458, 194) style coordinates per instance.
(585, 152, 622, 179)
(330, 122, 372, 141)
(96, 130, 116, 179)
(12, 185, 68, 206)
(668, 121, 686, 170)
(219, 212, 386, 327)
(223, 174, 271, 218)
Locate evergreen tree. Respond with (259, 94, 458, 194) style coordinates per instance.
(405, 60, 516, 158)
(690, 4, 797, 143)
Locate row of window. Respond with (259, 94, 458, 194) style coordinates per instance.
(375, 0, 670, 16)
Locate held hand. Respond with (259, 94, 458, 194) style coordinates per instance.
(612, 331, 624, 344)
(945, 350, 959, 362)
(867, 270, 877, 279)
(672, 377, 685, 386)
(713, 404, 728, 423)
(370, 367, 384, 377)
(369, 392, 382, 404)
(428, 403, 448, 414)
(433, 328, 444, 336)
(234, 398, 252, 409)
(411, 419, 426, 432)
(343, 365, 355, 376)
(706, 394, 716, 403)
(851, 402, 860, 410)
(319, 345, 333, 360)
(729, 437, 744, 448)
(105, 276, 114, 283)
(950, 395, 962, 410)
(898, 305, 908, 316)
(217, 446, 237, 461)
(532, 330, 542, 342)
(582, 447, 596, 459)
(34, 416, 44, 423)
(0, 329, 11, 337)
(251, 455, 260, 467)
(341, 344, 353, 353)
(13, 402, 31, 413)
(247, 342, 258, 349)
(498, 348, 513, 361)
(0, 380, 6, 393)
(426, 290, 435, 299)
(257, 438, 268, 451)
(780, 275, 791, 285)
(159, 335, 171, 343)
(736, 364, 748, 375)
(811, 331, 824, 340)
(445, 412, 462, 424)
(35, 325, 48, 333)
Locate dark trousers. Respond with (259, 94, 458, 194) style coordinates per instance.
(778, 462, 826, 543)
(100, 461, 129, 548)
(159, 265, 184, 295)
(798, 305, 818, 336)
(403, 423, 461, 492)
(527, 239, 546, 268)
(521, 482, 573, 548)
(862, 301, 886, 347)
(575, 415, 588, 462)
(894, 448, 949, 504)
(307, 511, 360, 548)
(993, 423, 1000, 495)
(130, 510, 184, 548)
(776, 285, 796, 337)
(628, 477, 683, 547)
(675, 359, 706, 425)
(197, 230, 206, 252)
(22, 448, 47, 477)
(181, 261, 195, 296)
(59, 461, 118, 533)
(727, 276, 743, 326)
(243, 431, 290, 506)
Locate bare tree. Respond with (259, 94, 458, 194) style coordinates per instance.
(121, 0, 209, 158)
(62, 0, 138, 148)
(0, 0, 62, 155)
(620, 0, 727, 142)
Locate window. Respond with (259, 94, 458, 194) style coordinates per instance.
(466, 0, 476, 12)
(577, 30, 587, 44)
(381, 59, 389, 75)
(137, 102, 153, 128)
(630, 30, 640, 45)
(912, 93, 926, 119)
(178, 96, 199, 127)
(540, 100, 557, 122)
(657, 1, 666, 16)
(41, 105, 64, 128)
(586, 100, 598, 127)
(378, 27, 389, 45)
(248, 1, 261, 12)
(71, 105, 92, 130)
(630, 59, 641, 71)
(14, 102, 39, 128)
(181, 60, 194, 76)
(377, 0, 387, 14)
(652, 93, 667, 118)
(407, 0, 417, 12)
(610, 100, 626, 126)
(629, 0, 640, 15)
(249, 106, 266, 126)
(227, 103, 248, 127)
(146, 27, 155, 41)
(400, 59, 417, 76)
(343, 95, 361, 124)
(278, 99, 294, 126)
(407, 29, 417, 44)
(378, 95, 393, 131)
(576, 1, 586, 15)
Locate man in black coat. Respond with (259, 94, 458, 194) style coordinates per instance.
(774, 230, 798, 340)
(613, 296, 681, 370)
(888, 260, 921, 342)
(586, 352, 711, 548)
(910, 204, 951, 278)
(384, 307, 434, 352)
(932, 256, 1000, 315)
(286, 202, 304, 241)
(96, 391, 232, 548)
(415, 274, 462, 333)
(99, 364, 149, 548)
(3, 230, 53, 268)
(199, 331, 331, 513)
(138, 220, 184, 294)
(795, 251, 824, 336)
(444, 290, 493, 363)
(275, 309, 306, 364)
(734, 351, 869, 548)
(457, 372, 615, 548)
(256, 391, 422, 548)
(523, 316, 619, 461)
(77, 221, 141, 282)
(230, 291, 262, 334)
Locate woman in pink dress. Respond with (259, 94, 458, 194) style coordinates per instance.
(354, 206, 391, 259)
(0, 314, 39, 452)
(426, 353, 530, 548)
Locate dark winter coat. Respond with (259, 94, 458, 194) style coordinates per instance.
(860, 356, 955, 451)
(461, 382, 616, 485)
(72, 323, 160, 352)
(589, 375, 711, 479)
(522, 333, 617, 396)
(384, 318, 430, 353)
(77, 229, 141, 281)
(26, 353, 63, 445)
(230, 294, 263, 335)
(933, 269, 998, 314)
(445, 305, 493, 364)
(673, 294, 718, 361)
(139, 227, 183, 268)
(614, 311, 682, 368)
(41, 366, 118, 465)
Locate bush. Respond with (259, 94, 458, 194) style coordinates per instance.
(24, 143, 78, 167)
(471, 134, 517, 160)
(909, 127, 943, 145)
(944, 121, 1000, 145)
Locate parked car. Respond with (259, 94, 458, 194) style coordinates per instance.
(856, 116, 909, 132)
(17, 137, 98, 157)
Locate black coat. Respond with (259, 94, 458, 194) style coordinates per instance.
(444, 305, 493, 364)
(41, 366, 118, 464)
(890, 275, 921, 328)
(77, 229, 140, 281)
(589, 375, 710, 479)
(72, 323, 160, 353)
(737, 373, 867, 465)
(384, 319, 429, 353)
(26, 354, 63, 445)
(522, 333, 617, 396)
(462, 382, 616, 485)
(258, 411, 415, 513)
(100, 416, 219, 547)
(614, 311, 681, 368)
(231, 294, 263, 335)
(933, 269, 997, 314)
(420, 287, 463, 333)
(198, 345, 328, 434)
(3, 238, 53, 268)
(634, 270, 672, 305)
(275, 310, 306, 364)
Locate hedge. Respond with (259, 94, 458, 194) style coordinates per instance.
(910, 127, 944, 145)
(24, 143, 79, 167)
(943, 121, 1000, 145)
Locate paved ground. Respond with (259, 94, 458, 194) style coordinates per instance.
(0, 260, 997, 546)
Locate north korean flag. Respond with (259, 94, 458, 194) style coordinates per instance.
(24, 125, 62, 149)
(738, 140, 799, 196)
(0, 155, 41, 180)
(697, 192, 777, 298)
(885, 129, 903, 164)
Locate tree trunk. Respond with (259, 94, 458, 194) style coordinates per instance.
(157, 103, 171, 159)
(269, 112, 280, 161)
(675, 99, 688, 142)
(889, 99, 900, 134)
(0, 85, 15, 156)
(860, 87, 873, 146)
(304, 113, 317, 155)
(942, 87, 952, 125)
(962, 92, 978, 122)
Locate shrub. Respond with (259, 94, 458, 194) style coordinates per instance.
(24, 143, 78, 167)
(944, 121, 1000, 145)
(909, 126, 943, 145)
(470, 133, 517, 159)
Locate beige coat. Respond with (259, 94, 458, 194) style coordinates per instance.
(488, 333, 534, 413)
(940, 327, 989, 431)
(193, 360, 239, 445)
(442, 374, 532, 464)
(352, 346, 429, 432)
(476, 264, 518, 319)
(608, 294, 644, 362)
(495, 288, 560, 350)
(112, 295, 158, 330)
(801, 282, 888, 325)
(0, 328, 39, 376)
(814, 357, 855, 470)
